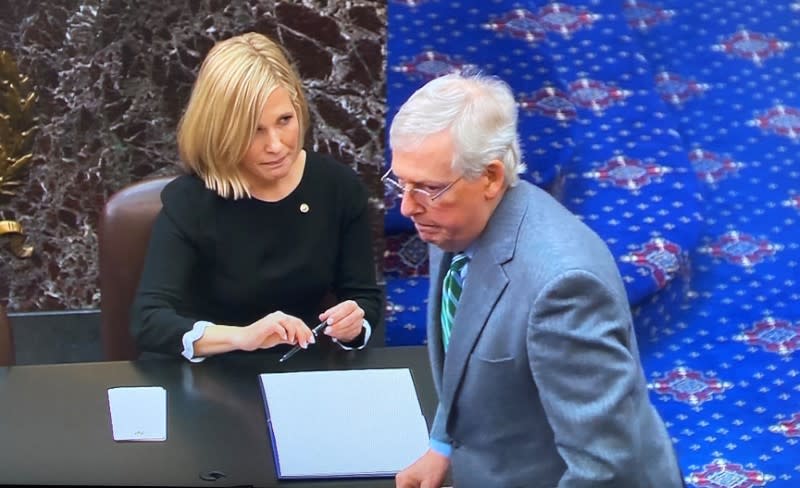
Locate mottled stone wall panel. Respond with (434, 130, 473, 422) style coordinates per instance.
(0, 0, 386, 311)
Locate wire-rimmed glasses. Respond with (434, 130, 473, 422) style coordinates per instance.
(381, 168, 462, 206)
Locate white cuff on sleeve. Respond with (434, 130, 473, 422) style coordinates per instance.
(332, 319, 372, 350)
(181, 321, 213, 363)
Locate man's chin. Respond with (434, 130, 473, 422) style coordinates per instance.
(415, 228, 458, 251)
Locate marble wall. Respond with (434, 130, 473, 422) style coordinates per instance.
(0, 0, 386, 312)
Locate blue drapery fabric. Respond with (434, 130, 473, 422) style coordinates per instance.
(384, 1, 800, 485)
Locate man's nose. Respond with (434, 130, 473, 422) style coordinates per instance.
(400, 190, 422, 217)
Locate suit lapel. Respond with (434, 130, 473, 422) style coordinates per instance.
(440, 254, 508, 413)
(440, 185, 528, 416)
(427, 246, 451, 390)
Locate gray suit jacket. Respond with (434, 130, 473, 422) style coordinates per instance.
(427, 182, 683, 488)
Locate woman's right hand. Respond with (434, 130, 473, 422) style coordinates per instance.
(235, 311, 315, 351)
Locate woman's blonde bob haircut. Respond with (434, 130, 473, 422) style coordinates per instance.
(177, 32, 310, 199)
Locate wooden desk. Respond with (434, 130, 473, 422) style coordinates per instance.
(0, 346, 435, 487)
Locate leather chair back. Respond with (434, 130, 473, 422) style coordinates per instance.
(99, 176, 175, 361)
(0, 304, 13, 366)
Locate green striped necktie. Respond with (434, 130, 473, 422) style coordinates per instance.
(440, 253, 469, 352)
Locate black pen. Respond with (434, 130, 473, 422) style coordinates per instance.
(278, 320, 329, 363)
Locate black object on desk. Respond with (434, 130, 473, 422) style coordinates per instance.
(278, 320, 329, 363)
(0, 346, 435, 487)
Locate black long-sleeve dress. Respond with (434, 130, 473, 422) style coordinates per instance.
(131, 152, 383, 356)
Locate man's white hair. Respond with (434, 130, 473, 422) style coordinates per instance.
(389, 72, 525, 186)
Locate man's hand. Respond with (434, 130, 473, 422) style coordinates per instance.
(395, 449, 450, 488)
(319, 300, 365, 343)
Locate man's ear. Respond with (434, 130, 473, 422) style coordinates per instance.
(483, 160, 506, 199)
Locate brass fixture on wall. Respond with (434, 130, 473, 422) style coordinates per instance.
(0, 50, 36, 258)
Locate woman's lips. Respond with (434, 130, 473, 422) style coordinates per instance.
(260, 154, 287, 166)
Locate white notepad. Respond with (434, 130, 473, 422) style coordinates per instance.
(107, 386, 167, 441)
(259, 368, 429, 479)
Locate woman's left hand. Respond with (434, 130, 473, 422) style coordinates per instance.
(319, 300, 365, 343)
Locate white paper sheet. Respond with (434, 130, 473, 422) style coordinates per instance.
(107, 386, 167, 442)
(259, 368, 429, 479)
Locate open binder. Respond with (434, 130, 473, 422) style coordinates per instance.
(258, 368, 430, 479)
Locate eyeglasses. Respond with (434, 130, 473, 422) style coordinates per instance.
(381, 168, 462, 206)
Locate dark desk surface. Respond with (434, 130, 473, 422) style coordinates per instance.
(0, 346, 435, 487)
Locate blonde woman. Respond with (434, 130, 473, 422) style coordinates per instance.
(132, 32, 382, 361)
